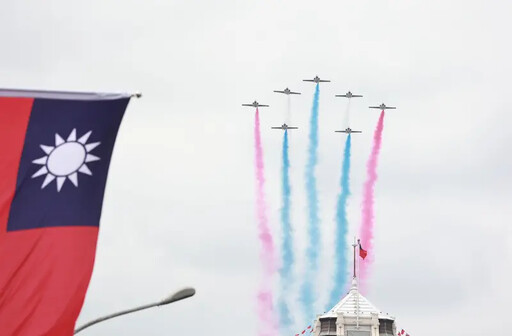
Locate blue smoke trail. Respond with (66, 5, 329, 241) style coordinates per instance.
(327, 134, 351, 309)
(301, 83, 320, 321)
(279, 130, 293, 331)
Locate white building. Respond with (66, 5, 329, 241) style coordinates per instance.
(312, 242, 397, 336)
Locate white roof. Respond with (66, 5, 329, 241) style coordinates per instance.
(320, 278, 395, 320)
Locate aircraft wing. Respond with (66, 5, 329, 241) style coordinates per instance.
(352, 95, 363, 97)
(271, 127, 282, 129)
(318, 79, 331, 82)
(273, 90, 285, 94)
(289, 91, 301, 95)
(259, 104, 269, 107)
(242, 104, 253, 106)
(386, 106, 396, 109)
(369, 106, 381, 109)
(287, 126, 298, 129)
(335, 94, 348, 98)
(303, 79, 315, 82)
(335, 130, 361, 133)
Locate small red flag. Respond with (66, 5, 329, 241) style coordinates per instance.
(302, 330, 305, 334)
(359, 243, 368, 259)
(307, 326, 311, 329)
(401, 329, 405, 335)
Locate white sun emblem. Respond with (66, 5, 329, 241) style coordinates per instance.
(31, 129, 101, 192)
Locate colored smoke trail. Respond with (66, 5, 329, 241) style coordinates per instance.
(327, 134, 351, 309)
(301, 83, 320, 321)
(359, 111, 385, 292)
(254, 109, 278, 336)
(278, 130, 293, 330)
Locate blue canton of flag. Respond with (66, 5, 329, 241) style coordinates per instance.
(7, 97, 128, 231)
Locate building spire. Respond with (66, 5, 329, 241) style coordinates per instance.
(352, 237, 361, 328)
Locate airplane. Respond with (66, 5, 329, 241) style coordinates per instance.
(369, 103, 396, 110)
(303, 76, 330, 83)
(335, 127, 362, 134)
(272, 123, 298, 130)
(242, 101, 269, 108)
(274, 88, 301, 95)
(335, 91, 363, 98)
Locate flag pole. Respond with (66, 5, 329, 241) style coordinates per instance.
(352, 237, 359, 329)
(352, 237, 357, 279)
(357, 239, 362, 281)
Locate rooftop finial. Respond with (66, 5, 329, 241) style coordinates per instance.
(350, 277, 358, 292)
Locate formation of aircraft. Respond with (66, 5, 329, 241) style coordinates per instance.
(244, 77, 396, 133)
(272, 124, 298, 130)
(335, 127, 362, 134)
(303, 76, 330, 83)
(242, 101, 269, 108)
(274, 88, 301, 95)
(335, 91, 363, 98)
(369, 103, 396, 110)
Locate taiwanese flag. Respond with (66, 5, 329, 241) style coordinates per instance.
(359, 242, 368, 260)
(0, 89, 130, 335)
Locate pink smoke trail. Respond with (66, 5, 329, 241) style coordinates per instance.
(359, 110, 385, 293)
(254, 108, 278, 336)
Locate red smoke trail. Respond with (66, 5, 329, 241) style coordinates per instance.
(254, 108, 278, 336)
(359, 110, 385, 292)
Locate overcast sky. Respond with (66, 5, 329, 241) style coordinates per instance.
(2, 1, 512, 335)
